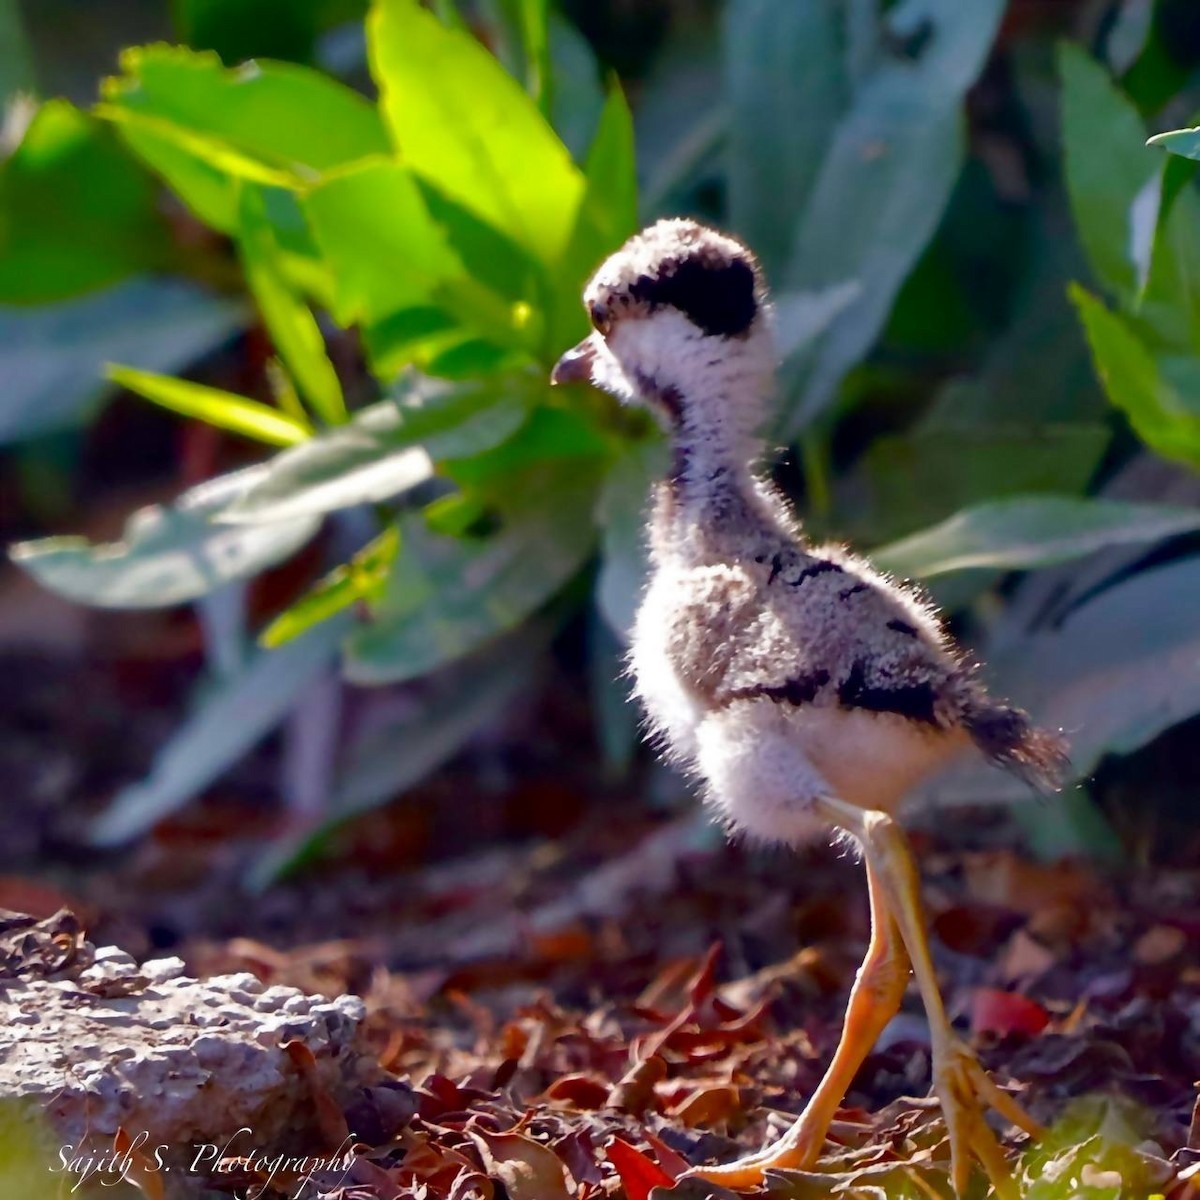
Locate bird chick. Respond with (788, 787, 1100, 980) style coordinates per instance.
(553, 218, 1067, 1198)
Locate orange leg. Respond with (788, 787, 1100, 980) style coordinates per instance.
(687, 796, 1044, 1198)
(686, 859, 909, 1186)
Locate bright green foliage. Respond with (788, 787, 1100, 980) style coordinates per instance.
(370, 0, 584, 273)
(107, 365, 313, 445)
(236, 184, 347, 424)
(8, 0, 1200, 858)
(1070, 285, 1200, 470)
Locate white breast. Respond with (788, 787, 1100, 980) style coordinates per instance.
(628, 570, 704, 765)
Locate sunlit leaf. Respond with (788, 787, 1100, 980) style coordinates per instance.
(872, 496, 1200, 579)
(303, 159, 537, 375)
(369, 0, 584, 267)
(108, 364, 312, 446)
(101, 44, 388, 176)
(1147, 126, 1200, 162)
(237, 183, 347, 424)
(1071, 284, 1200, 469)
(222, 376, 532, 523)
(92, 613, 352, 844)
(262, 526, 399, 647)
(10, 465, 321, 607)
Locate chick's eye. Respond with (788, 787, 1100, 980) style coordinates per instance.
(590, 303, 612, 336)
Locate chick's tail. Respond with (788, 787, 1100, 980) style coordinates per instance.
(961, 699, 1070, 793)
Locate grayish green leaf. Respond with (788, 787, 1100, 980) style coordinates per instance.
(223, 378, 532, 524)
(344, 463, 600, 683)
(248, 624, 547, 888)
(1147, 126, 1200, 162)
(11, 465, 320, 607)
(92, 614, 351, 845)
(873, 496, 1200, 579)
(993, 555, 1200, 779)
(0, 278, 245, 444)
(724, 0, 845, 275)
(780, 0, 1005, 434)
(1060, 43, 1156, 299)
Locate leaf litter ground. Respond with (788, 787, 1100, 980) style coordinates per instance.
(3, 654, 1200, 1198)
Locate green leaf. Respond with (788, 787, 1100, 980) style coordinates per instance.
(0, 278, 246, 444)
(92, 614, 351, 844)
(872, 496, 1200, 579)
(1071, 284, 1200, 469)
(98, 44, 387, 234)
(303, 159, 537, 376)
(344, 461, 600, 683)
(780, 0, 1006, 434)
(1147, 127, 1200, 162)
(855, 421, 1110, 544)
(723, 0, 845, 276)
(101, 44, 388, 177)
(552, 81, 638, 350)
(261, 525, 399, 647)
(237, 183, 347, 424)
(0, 0, 35, 99)
(547, 13, 605, 161)
(1059, 43, 1156, 300)
(108, 364, 313, 446)
(222, 376, 532, 523)
(0, 100, 175, 302)
(368, 0, 584, 268)
(10, 465, 321, 608)
(989, 556, 1200, 782)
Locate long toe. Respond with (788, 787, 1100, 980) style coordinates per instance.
(682, 1133, 820, 1188)
(932, 1038, 1043, 1200)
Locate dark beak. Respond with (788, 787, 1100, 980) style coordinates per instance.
(550, 335, 598, 386)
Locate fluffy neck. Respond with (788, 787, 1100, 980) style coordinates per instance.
(641, 339, 783, 564)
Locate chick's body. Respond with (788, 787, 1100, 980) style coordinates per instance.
(632, 476, 970, 840)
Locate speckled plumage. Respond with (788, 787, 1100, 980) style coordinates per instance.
(557, 218, 1067, 843)
(553, 218, 1065, 1195)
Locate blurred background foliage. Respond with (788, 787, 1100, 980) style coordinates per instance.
(4, 0, 1200, 881)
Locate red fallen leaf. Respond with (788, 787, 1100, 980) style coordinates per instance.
(113, 1129, 165, 1200)
(283, 1040, 352, 1147)
(670, 1084, 742, 1128)
(470, 1129, 571, 1200)
(687, 942, 723, 1006)
(970, 987, 1051, 1038)
(605, 1136, 676, 1200)
(640, 1129, 692, 1178)
(608, 1055, 668, 1115)
(545, 1073, 610, 1109)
